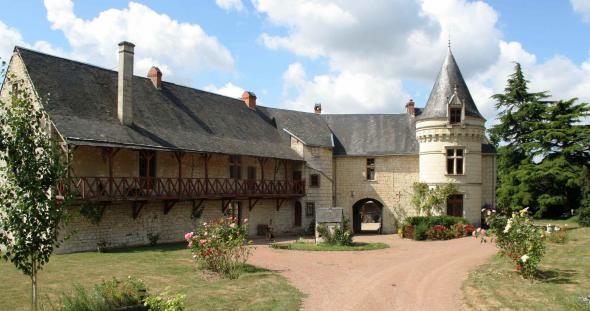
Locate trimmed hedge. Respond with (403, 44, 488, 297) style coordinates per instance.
(405, 215, 468, 228)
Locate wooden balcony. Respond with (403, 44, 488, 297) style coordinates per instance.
(60, 176, 306, 202)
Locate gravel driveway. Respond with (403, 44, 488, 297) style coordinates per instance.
(248, 235, 496, 311)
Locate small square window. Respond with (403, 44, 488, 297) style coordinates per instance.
(310, 174, 320, 187)
(450, 108, 461, 124)
(446, 148, 465, 175)
(306, 202, 315, 217)
(310, 147, 320, 157)
(366, 158, 376, 181)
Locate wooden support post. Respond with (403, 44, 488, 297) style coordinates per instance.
(132, 201, 146, 219)
(163, 200, 177, 215)
(174, 152, 185, 196)
(103, 147, 120, 196)
(273, 159, 279, 181)
(202, 154, 211, 194)
(257, 157, 268, 181)
(248, 198, 260, 211)
(191, 199, 206, 219)
(221, 199, 232, 214)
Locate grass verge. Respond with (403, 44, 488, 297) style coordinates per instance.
(463, 223, 590, 311)
(270, 241, 389, 251)
(0, 243, 302, 311)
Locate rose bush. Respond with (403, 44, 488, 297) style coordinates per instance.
(185, 216, 252, 279)
(475, 207, 545, 279)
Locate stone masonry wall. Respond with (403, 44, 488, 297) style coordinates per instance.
(334, 155, 419, 233)
(59, 198, 301, 253)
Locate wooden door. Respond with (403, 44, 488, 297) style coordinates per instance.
(446, 194, 464, 217)
(294, 201, 302, 227)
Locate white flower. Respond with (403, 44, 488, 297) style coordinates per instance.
(521, 254, 529, 263)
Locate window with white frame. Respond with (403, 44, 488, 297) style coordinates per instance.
(446, 148, 464, 175)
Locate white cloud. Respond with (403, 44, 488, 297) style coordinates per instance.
(0, 21, 64, 66)
(281, 62, 408, 114)
(215, 0, 244, 12)
(43, 0, 234, 83)
(254, 0, 501, 114)
(468, 40, 590, 124)
(571, 0, 590, 23)
(204, 82, 244, 98)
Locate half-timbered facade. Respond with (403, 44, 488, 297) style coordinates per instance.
(1, 42, 496, 252)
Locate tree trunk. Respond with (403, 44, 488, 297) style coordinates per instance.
(31, 258, 37, 311)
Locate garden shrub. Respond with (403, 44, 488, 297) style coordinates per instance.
(185, 216, 252, 279)
(426, 225, 452, 240)
(59, 277, 146, 311)
(546, 229, 568, 244)
(405, 215, 467, 228)
(402, 225, 414, 238)
(144, 289, 186, 311)
(476, 207, 545, 279)
(316, 217, 353, 246)
(413, 223, 429, 241)
(579, 206, 590, 227)
(450, 223, 475, 238)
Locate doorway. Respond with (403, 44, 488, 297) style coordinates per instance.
(446, 194, 464, 217)
(352, 198, 383, 234)
(294, 201, 302, 227)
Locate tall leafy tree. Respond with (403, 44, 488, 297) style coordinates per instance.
(0, 67, 71, 310)
(490, 63, 590, 217)
(579, 165, 590, 226)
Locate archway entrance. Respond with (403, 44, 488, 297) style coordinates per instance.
(352, 199, 383, 234)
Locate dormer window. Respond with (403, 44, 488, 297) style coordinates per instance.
(450, 108, 461, 124)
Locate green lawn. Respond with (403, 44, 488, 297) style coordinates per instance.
(270, 241, 389, 251)
(463, 222, 590, 311)
(0, 243, 302, 311)
(535, 216, 580, 228)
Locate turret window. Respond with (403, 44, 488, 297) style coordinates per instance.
(446, 148, 464, 175)
(450, 108, 461, 124)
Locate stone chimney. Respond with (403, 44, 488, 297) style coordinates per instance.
(314, 103, 322, 114)
(405, 99, 415, 115)
(147, 66, 162, 89)
(118, 41, 135, 125)
(241, 91, 257, 109)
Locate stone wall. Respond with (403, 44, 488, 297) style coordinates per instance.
(334, 155, 419, 233)
(59, 198, 302, 253)
(290, 137, 334, 229)
(481, 154, 496, 208)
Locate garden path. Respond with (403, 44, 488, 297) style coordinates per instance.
(249, 234, 496, 311)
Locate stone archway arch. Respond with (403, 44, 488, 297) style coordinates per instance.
(352, 198, 384, 234)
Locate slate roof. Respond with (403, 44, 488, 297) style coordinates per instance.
(256, 107, 333, 147)
(419, 49, 484, 120)
(13, 46, 494, 159)
(15, 47, 303, 161)
(321, 114, 419, 156)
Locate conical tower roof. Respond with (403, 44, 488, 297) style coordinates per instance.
(418, 49, 484, 120)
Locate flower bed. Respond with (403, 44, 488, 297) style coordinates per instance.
(401, 216, 474, 241)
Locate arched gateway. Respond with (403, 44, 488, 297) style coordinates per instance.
(352, 198, 384, 234)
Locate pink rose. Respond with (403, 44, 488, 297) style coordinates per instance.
(229, 223, 236, 228)
(481, 229, 486, 235)
(199, 239, 206, 245)
(184, 232, 193, 241)
(243, 218, 249, 224)
(187, 241, 192, 248)
(204, 231, 208, 237)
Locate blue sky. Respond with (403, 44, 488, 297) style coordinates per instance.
(1, 0, 589, 124)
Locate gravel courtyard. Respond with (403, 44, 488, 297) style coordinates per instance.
(249, 235, 497, 311)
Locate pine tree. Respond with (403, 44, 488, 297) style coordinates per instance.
(490, 63, 590, 217)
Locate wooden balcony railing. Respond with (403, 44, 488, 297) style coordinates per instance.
(59, 176, 306, 201)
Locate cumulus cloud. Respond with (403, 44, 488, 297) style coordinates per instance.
(215, 0, 244, 12)
(571, 0, 590, 23)
(469, 41, 590, 124)
(255, 0, 501, 114)
(0, 21, 64, 66)
(257, 0, 589, 125)
(43, 0, 234, 83)
(204, 82, 244, 98)
(281, 62, 408, 114)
